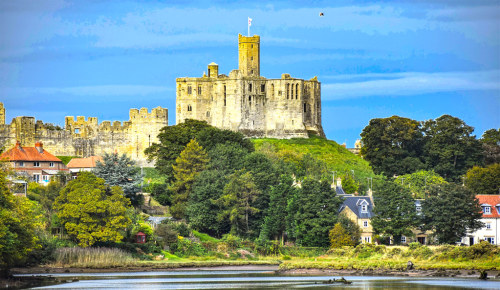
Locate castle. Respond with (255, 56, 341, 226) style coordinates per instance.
(176, 34, 324, 138)
(0, 102, 167, 165)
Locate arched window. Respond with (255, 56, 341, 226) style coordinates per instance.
(291, 84, 294, 100)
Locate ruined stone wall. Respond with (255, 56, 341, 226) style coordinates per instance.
(0, 104, 168, 165)
(175, 34, 324, 139)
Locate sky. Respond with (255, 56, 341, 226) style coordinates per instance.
(1, 0, 499, 146)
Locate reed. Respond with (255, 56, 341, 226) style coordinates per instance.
(51, 247, 134, 268)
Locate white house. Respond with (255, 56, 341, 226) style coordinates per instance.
(461, 195, 500, 245)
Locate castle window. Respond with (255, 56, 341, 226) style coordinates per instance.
(296, 84, 299, 99)
(251, 70, 253, 74)
(206, 111, 210, 117)
(198, 86, 202, 95)
(187, 105, 192, 112)
(188, 86, 192, 95)
(74, 128, 79, 134)
(271, 84, 275, 97)
(251, 44, 253, 48)
(249, 83, 252, 92)
(303, 103, 307, 112)
(291, 84, 294, 100)
(224, 96, 226, 106)
(286, 84, 289, 99)
(249, 95, 252, 106)
(251, 56, 253, 61)
(261, 84, 265, 93)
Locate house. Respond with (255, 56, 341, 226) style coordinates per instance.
(67, 155, 103, 178)
(337, 182, 375, 243)
(0, 141, 67, 184)
(461, 195, 500, 245)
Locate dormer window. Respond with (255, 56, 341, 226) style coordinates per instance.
(361, 204, 367, 213)
(484, 206, 491, 214)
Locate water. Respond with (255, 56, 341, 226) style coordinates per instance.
(15, 269, 500, 289)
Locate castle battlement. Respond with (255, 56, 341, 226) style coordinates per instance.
(176, 34, 324, 138)
(0, 103, 168, 165)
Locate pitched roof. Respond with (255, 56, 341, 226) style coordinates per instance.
(67, 156, 103, 169)
(1, 143, 62, 162)
(339, 196, 374, 219)
(476, 195, 500, 218)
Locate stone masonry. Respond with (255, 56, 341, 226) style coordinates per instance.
(0, 105, 168, 165)
(176, 34, 325, 138)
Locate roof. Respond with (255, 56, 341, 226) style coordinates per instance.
(67, 156, 103, 168)
(476, 195, 500, 218)
(339, 196, 374, 219)
(1, 144, 62, 162)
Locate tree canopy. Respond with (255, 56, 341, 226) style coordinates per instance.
(54, 172, 132, 247)
(394, 170, 447, 199)
(465, 164, 500, 195)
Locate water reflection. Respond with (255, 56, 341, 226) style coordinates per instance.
(15, 270, 500, 289)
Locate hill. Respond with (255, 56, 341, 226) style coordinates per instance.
(252, 136, 374, 181)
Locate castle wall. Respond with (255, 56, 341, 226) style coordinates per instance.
(0, 105, 168, 166)
(176, 34, 324, 139)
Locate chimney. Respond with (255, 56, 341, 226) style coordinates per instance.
(35, 141, 43, 153)
(336, 177, 342, 187)
(16, 140, 21, 148)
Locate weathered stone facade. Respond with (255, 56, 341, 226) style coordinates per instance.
(0, 105, 168, 165)
(176, 34, 324, 138)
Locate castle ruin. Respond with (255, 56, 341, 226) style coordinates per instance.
(176, 34, 324, 138)
(0, 104, 167, 165)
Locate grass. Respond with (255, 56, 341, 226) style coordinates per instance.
(252, 135, 374, 180)
(143, 167, 166, 184)
(56, 156, 79, 165)
(192, 230, 221, 243)
(51, 247, 135, 268)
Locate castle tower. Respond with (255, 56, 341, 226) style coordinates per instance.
(0, 102, 5, 125)
(238, 34, 260, 77)
(208, 62, 219, 78)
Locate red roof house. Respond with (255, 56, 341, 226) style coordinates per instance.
(67, 155, 103, 176)
(0, 141, 67, 184)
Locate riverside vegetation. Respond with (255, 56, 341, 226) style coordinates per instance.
(1, 117, 499, 276)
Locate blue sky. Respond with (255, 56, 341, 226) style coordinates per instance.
(1, 0, 499, 146)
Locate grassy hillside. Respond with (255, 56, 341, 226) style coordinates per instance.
(252, 136, 374, 181)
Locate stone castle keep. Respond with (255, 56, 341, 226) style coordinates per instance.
(0, 102, 167, 165)
(176, 34, 324, 138)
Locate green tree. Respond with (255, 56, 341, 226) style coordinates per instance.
(422, 115, 483, 181)
(196, 126, 255, 153)
(465, 164, 500, 195)
(394, 170, 447, 198)
(338, 213, 361, 245)
(341, 174, 359, 194)
(216, 170, 261, 237)
(422, 183, 483, 244)
(260, 175, 297, 244)
(207, 143, 248, 174)
(54, 172, 132, 247)
(481, 128, 500, 165)
(145, 119, 211, 181)
(329, 223, 355, 248)
(0, 171, 42, 276)
(360, 116, 425, 177)
(94, 152, 142, 205)
(371, 180, 417, 244)
(170, 139, 209, 219)
(290, 179, 342, 247)
(187, 170, 229, 237)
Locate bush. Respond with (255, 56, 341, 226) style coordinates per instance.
(172, 238, 207, 257)
(221, 234, 243, 250)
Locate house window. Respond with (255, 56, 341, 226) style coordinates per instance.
(363, 221, 368, 227)
(33, 161, 40, 167)
(33, 174, 40, 183)
(363, 237, 370, 243)
(42, 175, 49, 182)
(484, 206, 491, 214)
(187, 86, 192, 94)
(485, 237, 495, 244)
(18, 161, 24, 167)
(198, 86, 202, 95)
(486, 223, 492, 229)
(416, 206, 422, 212)
(49, 162, 54, 167)
(361, 204, 368, 213)
(401, 236, 407, 243)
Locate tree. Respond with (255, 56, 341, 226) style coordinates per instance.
(465, 164, 500, 195)
(170, 139, 209, 219)
(0, 171, 42, 276)
(422, 183, 483, 244)
(422, 115, 483, 181)
(207, 143, 247, 174)
(341, 174, 359, 194)
(196, 126, 254, 153)
(360, 116, 425, 177)
(394, 170, 447, 199)
(53, 172, 132, 247)
(187, 170, 229, 237)
(337, 213, 361, 245)
(216, 170, 261, 237)
(481, 129, 500, 165)
(94, 152, 142, 205)
(145, 119, 211, 181)
(371, 180, 418, 244)
(329, 223, 355, 248)
(290, 179, 342, 247)
(260, 175, 297, 244)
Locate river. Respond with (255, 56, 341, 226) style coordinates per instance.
(15, 269, 500, 289)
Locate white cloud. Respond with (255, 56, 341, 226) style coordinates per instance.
(322, 70, 500, 99)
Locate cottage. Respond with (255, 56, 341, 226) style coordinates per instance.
(0, 141, 67, 184)
(461, 195, 500, 245)
(67, 155, 103, 178)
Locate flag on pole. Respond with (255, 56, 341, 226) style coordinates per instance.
(248, 17, 252, 26)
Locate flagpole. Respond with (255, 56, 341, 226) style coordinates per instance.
(248, 18, 250, 36)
